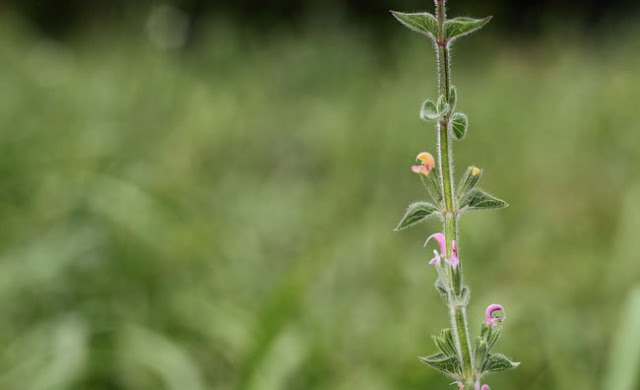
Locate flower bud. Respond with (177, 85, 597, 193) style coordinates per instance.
(457, 165, 482, 197)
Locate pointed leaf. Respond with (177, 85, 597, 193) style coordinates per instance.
(419, 353, 461, 378)
(482, 353, 519, 374)
(450, 112, 468, 140)
(395, 202, 439, 231)
(420, 99, 440, 121)
(445, 16, 492, 42)
(459, 189, 508, 211)
(391, 11, 438, 40)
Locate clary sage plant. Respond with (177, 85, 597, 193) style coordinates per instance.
(392, 1, 518, 389)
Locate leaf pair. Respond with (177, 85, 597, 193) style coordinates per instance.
(391, 11, 492, 45)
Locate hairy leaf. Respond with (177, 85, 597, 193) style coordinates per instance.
(459, 189, 508, 211)
(395, 202, 439, 230)
(450, 112, 468, 140)
(445, 16, 492, 42)
(437, 95, 450, 117)
(391, 11, 438, 40)
(420, 99, 440, 121)
(482, 353, 520, 374)
(419, 353, 461, 378)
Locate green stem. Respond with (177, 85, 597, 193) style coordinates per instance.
(435, 0, 474, 387)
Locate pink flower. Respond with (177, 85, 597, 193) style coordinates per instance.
(474, 383, 490, 390)
(424, 233, 445, 265)
(485, 304, 506, 325)
(446, 240, 459, 268)
(424, 233, 458, 267)
(411, 152, 435, 176)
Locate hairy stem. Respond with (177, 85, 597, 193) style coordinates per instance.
(435, 0, 474, 387)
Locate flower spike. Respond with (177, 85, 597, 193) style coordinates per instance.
(485, 304, 506, 325)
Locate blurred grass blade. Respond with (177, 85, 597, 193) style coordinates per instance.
(602, 285, 640, 390)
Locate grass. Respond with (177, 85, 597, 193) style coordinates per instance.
(0, 13, 639, 390)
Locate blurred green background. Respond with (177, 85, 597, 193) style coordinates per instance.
(1, 0, 640, 389)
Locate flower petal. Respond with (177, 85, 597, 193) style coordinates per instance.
(416, 152, 436, 170)
(411, 164, 429, 176)
(424, 233, 446, 256)
(429, 250, 440, 265)
(485, 304, 506, 325)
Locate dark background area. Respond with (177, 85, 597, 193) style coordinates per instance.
(6, 0, 640, 39)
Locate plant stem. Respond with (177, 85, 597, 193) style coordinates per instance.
(435, 0, 474, 387)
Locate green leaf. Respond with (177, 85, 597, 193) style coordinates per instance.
(390, 11, 438, 40)
(457, 166, 482, 200)
(448, 86, 457, 112)
(475, 338, 489, 371)
(459, 189, 508, 211)
(445, 16, 492, 42)
(419, 353, 461, 378)
(482, 353, 519, 374)
(450, 112, 468, 140)
(394, 202, 439, 231)
(419, 168, 442, 204)
(432, 329, 458, 358)
(436, 95, 449, 116)
(420, 99, 439, 121)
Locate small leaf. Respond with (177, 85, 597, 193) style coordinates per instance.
(445, 16, 492, 42)
(436, 95, 449, 116)
(459, 189, 508, 211)
(448, 86, 457, 112)
(420, 100, 440, 121)
(450, 112, 468, 140)
(390, 11, 438, 40)
(482, 353, 519, 374)
(395, 202, 439, 231)
(419, 353, 461, 378)
(457, 166, 482, 200)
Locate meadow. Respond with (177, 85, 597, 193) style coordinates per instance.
(0, 13, 640, 390)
